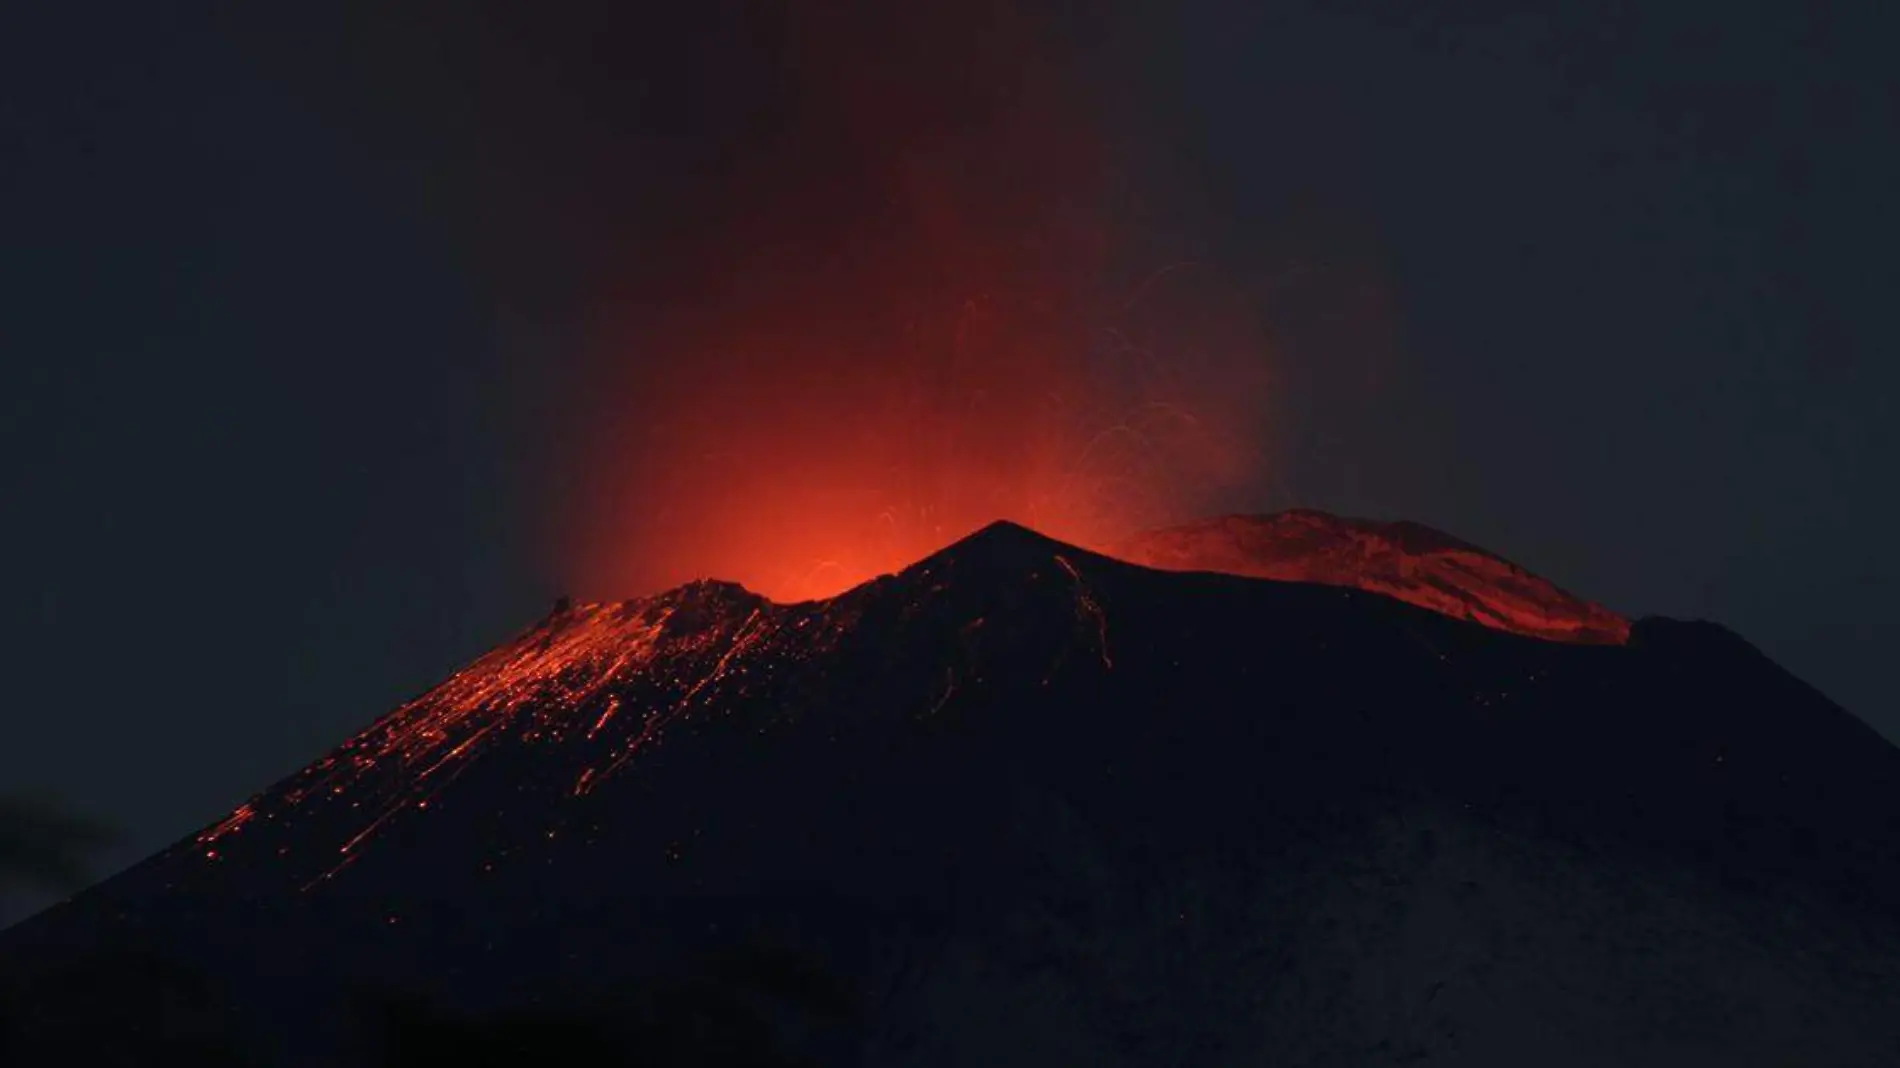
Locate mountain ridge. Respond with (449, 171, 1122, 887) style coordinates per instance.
(1110, 509, 1632, 645)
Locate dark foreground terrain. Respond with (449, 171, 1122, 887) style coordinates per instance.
(4, 520, 1897, 1066)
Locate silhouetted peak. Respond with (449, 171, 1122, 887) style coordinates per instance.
(954, 518, 1062, 554)
(893, 519, 1082, 581)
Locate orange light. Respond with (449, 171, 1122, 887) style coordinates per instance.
(545, 2, 1275, 605)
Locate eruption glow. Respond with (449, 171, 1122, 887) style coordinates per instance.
(570, 277, 1274, 603)
(552, 3, 1276, 603)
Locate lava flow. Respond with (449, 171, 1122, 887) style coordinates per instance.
(1112, 510, 1630, 645)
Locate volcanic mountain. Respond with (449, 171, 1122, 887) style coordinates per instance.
(3, 519, 1898, 1066)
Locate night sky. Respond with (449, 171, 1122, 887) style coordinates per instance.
(5, 1, 1896, 906)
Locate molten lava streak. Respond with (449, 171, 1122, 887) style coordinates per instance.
(1112, 511, 1630, 646)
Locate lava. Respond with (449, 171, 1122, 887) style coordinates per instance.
(1114, 511, 1630, 646)
(191, 584, 872, 884)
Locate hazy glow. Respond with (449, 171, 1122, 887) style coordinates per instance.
(565, 273, 1275, 602)
(554, 3, 1275, 601)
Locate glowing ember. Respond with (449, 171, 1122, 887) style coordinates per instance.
(190, 581, 881, 884)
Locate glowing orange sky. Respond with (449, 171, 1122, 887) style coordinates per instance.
(557, 3, 1276, 602)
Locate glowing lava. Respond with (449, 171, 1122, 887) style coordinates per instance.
(194, 578, 872, 887)
(186, 521, 1114, 882)
(1113, 510, 1630, 645)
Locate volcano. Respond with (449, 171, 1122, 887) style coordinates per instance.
(3, 519, 1898, 1066)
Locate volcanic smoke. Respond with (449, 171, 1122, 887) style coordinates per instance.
(556, 3, 1276, 603)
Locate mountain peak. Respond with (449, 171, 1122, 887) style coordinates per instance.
(876, 519, 1086, 588)
(951, 518, 1065, 553)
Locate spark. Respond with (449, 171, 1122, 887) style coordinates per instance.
(196, 803, 256, 847)
(300, 852, 360, 893)
(927, 667, 958, 717)
(593, 609, 773, 786)
(587, 696, 622, 740)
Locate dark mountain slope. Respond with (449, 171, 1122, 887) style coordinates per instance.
(2, 521, 1896, 1066)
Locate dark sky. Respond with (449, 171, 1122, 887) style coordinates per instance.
(4, 1, 1896, 908)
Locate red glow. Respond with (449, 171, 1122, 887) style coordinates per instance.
(550, 3, 1275, 603)
(1115, 512, 1631, 646)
